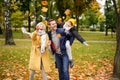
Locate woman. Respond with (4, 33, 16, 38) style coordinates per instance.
(22, 22, 51, 80)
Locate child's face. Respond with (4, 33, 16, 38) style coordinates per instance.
(63, 22, 72, 31)
(66, 22, 72, 28)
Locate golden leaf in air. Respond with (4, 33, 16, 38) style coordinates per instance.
(41, 1, 48, 6)
(41, 7, 48, 12)
(64, 9, 71, 15)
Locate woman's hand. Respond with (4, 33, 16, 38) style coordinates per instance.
(47, 40, 51, 46)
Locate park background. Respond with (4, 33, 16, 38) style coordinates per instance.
(0, 0, 120, 80)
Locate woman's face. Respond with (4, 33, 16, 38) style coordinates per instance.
(39, 25, 44, 30)
(38, 24, 46, 35)
(36, 25, 40, 31)
(36, 23, 45, 31)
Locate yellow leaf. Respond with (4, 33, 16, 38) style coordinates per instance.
(41, 7, 48, 12)
(41, 1, 48, 6)
(57, 34, 61, 38)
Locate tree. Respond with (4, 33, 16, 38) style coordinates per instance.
(73, 0, 95, 31)
(20, 0, 32, 32)
(0, 1, 4, 34)
(78, 1, 101, 31)
(11, 10, 24, 31)
(55, 0, 94, 31)
(98, 15, 105, 32)
(4, 0, 15, 45)
(56, 0, 74, 18)
(84, 9, 98, 31)
(105, 0, 116, 36)
(112, 0, 120, 79)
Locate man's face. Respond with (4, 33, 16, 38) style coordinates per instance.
(49, 21, 57, 30)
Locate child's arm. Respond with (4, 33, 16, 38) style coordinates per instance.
(70, 28, 89, 46)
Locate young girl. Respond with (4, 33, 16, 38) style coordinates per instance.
(63, 19, 89, 68)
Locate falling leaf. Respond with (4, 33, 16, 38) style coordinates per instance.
(64, 9, 71, 15)
(41, 1, 48, 6)
(41, 7, 48, 12)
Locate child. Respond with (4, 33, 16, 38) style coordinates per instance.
(63, 19, 89, 68)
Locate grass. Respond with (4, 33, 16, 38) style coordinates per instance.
(0, 30, 116, 40)
(0, 29, 33, 39)
(72, 42, 115, 63)
(79, 31, 116, 41)
(0, 30, 116, 79)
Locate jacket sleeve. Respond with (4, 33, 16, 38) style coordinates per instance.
(31, 31, 38, 41)
(70, 28, 86, 43)
(66, 33, 74, 45)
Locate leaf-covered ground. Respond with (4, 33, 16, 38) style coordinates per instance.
(0, 40, 115, 80)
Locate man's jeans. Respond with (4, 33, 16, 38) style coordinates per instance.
(55, 53, 70, 80)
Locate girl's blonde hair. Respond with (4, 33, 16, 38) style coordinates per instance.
(36, 22, 46, 30)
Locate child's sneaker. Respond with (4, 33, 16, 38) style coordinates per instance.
(69, 60, 74, 68)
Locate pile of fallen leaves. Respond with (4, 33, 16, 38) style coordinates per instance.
(0, 57, 113, 80)
(0, 40, 115, 80)
(69, 58, 113, 80)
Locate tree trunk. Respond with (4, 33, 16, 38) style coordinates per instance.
(0, 27, 2, 34)
(4, 0, 15, 45)
(105, 0, 109, 36)
(112, 0, 120, 79)
(75, 6, 79, 32)
(105, 26, 108, 36)
(34, 0, 37, 29)
(28, 7, 31, 32)
(113, 12, 120, 80)
(0, 3, 3, 34)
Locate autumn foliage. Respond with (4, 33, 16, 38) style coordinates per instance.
(0, 39, 115, 80)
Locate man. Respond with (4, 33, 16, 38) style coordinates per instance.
(47, 19, 73, 80)
(40, 15, 88, 68)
